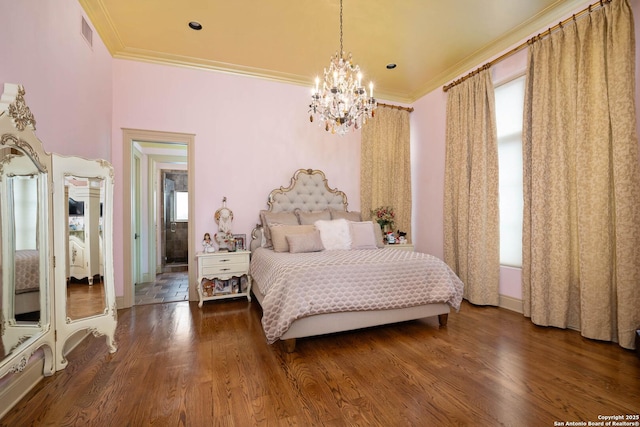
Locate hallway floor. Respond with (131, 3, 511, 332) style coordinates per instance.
(135, 271, 189, 305)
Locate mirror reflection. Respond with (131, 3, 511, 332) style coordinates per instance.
(65, 175, 107, 321)
(0, 146, 46, 359)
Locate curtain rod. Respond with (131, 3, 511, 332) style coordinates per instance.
(378, 102, 414, 113)
(442, 0, 612, 92)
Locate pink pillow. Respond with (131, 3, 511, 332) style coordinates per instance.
(286, 230, 325, 253)
(349, 221, 378, 249)
(269, 224, 315, 252)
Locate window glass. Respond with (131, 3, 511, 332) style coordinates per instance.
(175, 191, 188, 221)
(495, 76, 525, 267)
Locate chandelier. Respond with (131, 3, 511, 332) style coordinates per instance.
(309, 0, 377, 135)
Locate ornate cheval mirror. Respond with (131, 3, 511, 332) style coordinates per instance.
(0, 84, 55, 377)
(52, 151, 117, 371)
(0, 83, 117, 378)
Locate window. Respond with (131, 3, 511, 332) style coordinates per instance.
(495, 76, 525, 267)
(175, 191, 189, 221)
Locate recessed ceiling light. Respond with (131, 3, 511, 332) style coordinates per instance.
(189, 21, 203, 31)
(386, 63, 397, 70)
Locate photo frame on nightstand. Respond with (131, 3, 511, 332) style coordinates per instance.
(233, 234, 246, 250)
(214, 279, 231, 294)
(229, 277, 240, 293)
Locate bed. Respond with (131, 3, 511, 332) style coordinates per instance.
(249, 168, 464, 351)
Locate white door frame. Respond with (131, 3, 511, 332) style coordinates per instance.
(122, 129, 196, 308)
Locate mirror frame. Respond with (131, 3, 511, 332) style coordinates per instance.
(52, 154, 117, 371)
(0, 84, 55, 379)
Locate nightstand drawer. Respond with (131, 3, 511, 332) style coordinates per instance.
(202, 262, 247, 276)
(200, 253, 246, 266)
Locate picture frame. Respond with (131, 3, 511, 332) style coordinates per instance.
(233, 234, 246, 251)
(229, 277, 240, 293)
(214, 279, 231, 294)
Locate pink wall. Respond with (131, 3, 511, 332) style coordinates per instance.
(411, 0, 640, 304)
(111, 60, 361, 296)
(410, 90, 447, 259)
(0, 0, 112, 160)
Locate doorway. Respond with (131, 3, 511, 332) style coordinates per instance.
(122, 129, 196, 308)
(161, 169, 188, 272)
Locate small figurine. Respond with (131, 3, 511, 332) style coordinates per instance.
(397, 230, 407, 244)
(386, 232, 396, 244)
(202, 232, 215, 253)
(214, 197, 234, 250)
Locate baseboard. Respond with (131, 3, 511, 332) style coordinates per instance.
(116, 295, 126, 309)
(0, 354, 45, 419)
(499, 295, 523, 314)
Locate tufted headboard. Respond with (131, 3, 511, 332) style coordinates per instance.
(267, 168, 348, 213)
(250, 169, 351, 251)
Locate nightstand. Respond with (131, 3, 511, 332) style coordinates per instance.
(384, 243, 414, 251)
(196, 251, 252, 308)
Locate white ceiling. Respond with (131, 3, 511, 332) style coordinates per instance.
(79, 0, 591, 103)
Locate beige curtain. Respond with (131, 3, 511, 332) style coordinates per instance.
(444, 69, 500, 306)
(361, 107, 411, 238)
(522, 0, 640, 349)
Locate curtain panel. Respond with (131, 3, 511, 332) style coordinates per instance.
(444, 69, 500, 306)
(522, 0, 640, 349)
(361, 107, 412, 240)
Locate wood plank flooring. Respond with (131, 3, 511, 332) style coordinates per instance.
(2, 299, 638, 426)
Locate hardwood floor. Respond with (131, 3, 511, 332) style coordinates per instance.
(67, 279, 107, 319)
(2, 300, 638, 426)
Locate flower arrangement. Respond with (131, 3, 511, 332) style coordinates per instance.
(372, 206, 395, 231)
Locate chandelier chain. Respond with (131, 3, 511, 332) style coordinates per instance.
(339, 0, 343, 55)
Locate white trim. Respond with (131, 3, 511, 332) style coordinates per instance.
(499, 294, 523, 314)
(122, 129, 196, 308)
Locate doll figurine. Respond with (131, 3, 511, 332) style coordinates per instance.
(202, 232, 215, 253)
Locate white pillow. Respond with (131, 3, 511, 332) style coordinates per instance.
(314, 219, 352, 250)
(349, 221, 378, 250)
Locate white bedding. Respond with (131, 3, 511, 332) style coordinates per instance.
(250, 247, 464, 343)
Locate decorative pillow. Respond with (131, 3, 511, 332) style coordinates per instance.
(349, 221, 378, 250)
(373, 222, 386, 248)
(286, 230, 325, 253)
(260, 210, 299, 247)
(295, 209, 331, 225)
(330, 208, 362, 222)
(314, 218, 352, 250)
(269, 224, 315, 252)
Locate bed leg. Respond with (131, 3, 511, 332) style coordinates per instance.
(282, 339, 296, 353)
(438, 313, 448, 327)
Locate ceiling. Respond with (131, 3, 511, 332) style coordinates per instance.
(79, 0, 590, 103)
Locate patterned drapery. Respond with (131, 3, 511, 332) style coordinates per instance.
(443, 69, 500, 306)
(522, 0, 640, 349)
(361, 107, 412, 240)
